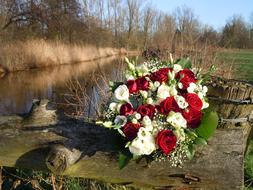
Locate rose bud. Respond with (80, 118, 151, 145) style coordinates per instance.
(123, 122, 141, 141)
(120, 103, 134, 116)
(126, 80, 138, 93)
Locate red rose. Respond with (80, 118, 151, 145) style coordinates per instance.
(137, 104, 156, 119)
(120, 103, 134, 116)
(182, 107, 202, 128)
(184, 93, 203, 111)
(136, 76, 149, 91)
(150, 68, 172, 83)
(126, 80, 138, 93)
(176, 69, 197, 90)
(156, 130, 177, 155)
(123, 122, 141, 141)
(157, 96, 180, 115)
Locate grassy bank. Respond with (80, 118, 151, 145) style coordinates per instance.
(0, 40, 126, 73)
(216, 49, 253, 81)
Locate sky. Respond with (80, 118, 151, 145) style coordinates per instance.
(154, 0, 253, 30)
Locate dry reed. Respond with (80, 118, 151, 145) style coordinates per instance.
(0, 39, 121, 72)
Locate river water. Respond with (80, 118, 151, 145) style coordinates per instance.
(0, 56, 126, 116)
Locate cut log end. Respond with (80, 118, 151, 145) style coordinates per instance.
(46, 145, 82, 174)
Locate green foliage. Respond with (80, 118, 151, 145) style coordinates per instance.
(175, 58, 192, 69)
(195, 110, 219, 140)
(118, 151, 132, 169)
(186, 143, 195, 160)
(245, 140, 253, 189)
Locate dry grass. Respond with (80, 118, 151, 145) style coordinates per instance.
(0, 39, 122, 72)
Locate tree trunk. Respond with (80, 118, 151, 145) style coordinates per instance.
(0, 77, 252, 189)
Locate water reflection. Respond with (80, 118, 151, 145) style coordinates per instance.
(0, 56, 126, 115)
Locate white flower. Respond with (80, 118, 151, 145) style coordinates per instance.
(114, 85, 129, 102)
(173, 64, 183, 73)
(169, 85, 178, 96)
(132, 118, 138, 124)
(154, 81, 160, 87)
(114, 115, 127, 126)
(116, 103, 123, 113)
(102, 121, 113, 128)
(134, 112, 141, 120)
(178, 82, 183, 89)
(174, 127, 186, 141)
(109, 102, 117, 111)
(140, 90, 148, 99)
(166, 111, 187, 128)
(125, 73, 135, 80)
(136, 65, 149, 76)
(174, 95, 188, 109)
(168, 70, 175, 80)
(187, 82, 197, 93)
(129, 130, 156, 155)
(157, 84, 171, 100)
(202, 100, 209, 109)
(203, 86, 208, 94)
(146, 97, 153, 104)
(142, 116, 152, 128)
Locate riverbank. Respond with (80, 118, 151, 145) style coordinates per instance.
(0, 40, 138, 73)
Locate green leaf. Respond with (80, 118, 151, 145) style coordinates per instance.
(186, 144, 195, 160)
(195, 111, 219, 140)
(118, 151, 132, 169)
(129, 96, 139, 109)
(175, 58, 192, 69)
(194, 137, 207, 145)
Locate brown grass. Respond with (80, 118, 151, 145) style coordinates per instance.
(0, 40, 123, 72)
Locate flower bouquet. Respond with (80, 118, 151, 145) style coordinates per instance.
(97, 57, 218, 168)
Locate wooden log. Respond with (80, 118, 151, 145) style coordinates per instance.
(1, 76, 253, 189)
(0, 99, 245, 189)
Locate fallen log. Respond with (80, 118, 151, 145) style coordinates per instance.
(0, 78, 253, 189)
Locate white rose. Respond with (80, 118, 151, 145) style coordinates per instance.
(129, 138, 143, 156)
(187, 82, 197, 93)
(157, 84, 171, 100)
(166, 111, 187, 128)
(173, 64, 183, 73)
(114, 85, 129, 102)
(114, 115, 127, 126)
(109, 102, 117, 111)
(174, 95, 188, 109)
(129, 132, 156, 156)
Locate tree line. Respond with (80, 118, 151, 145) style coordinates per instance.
(0, 0, 253, 50)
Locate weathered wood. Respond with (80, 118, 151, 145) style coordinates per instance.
(0, 77, 253, 189)
(0, 99, 245, 190)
